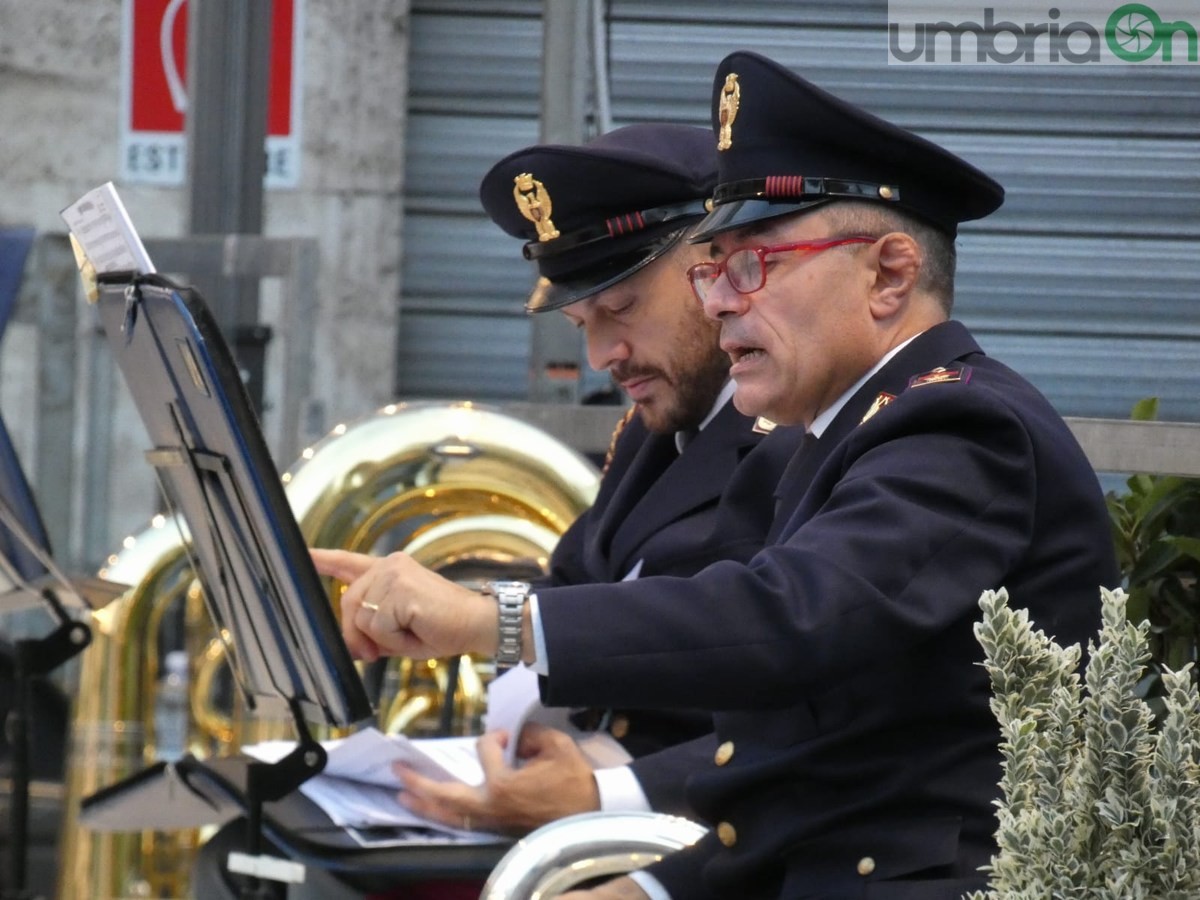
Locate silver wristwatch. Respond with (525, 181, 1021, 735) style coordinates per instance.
(483, 580, 530, 670)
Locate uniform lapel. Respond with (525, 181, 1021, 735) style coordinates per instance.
(829, 321, 983, 447)
(767, 321, 984, 542)
(606, 401, 758, 573)
(589, 420, 679, 576)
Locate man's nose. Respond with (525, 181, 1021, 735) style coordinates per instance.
(701, 276, 751, 320)
(585, 328, 631, 372)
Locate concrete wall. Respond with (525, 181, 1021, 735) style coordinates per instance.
(0, 0, 410, 570)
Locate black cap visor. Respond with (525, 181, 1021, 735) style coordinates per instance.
(526, 227, 689, 313)
(689, 197, 834, 243)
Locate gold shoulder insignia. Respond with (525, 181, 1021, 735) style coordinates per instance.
(752, 416, 776, 435)
(860, 392, 896, 424)
(513, 172, 560, 242)
(602, 406, 638, 475)
(717, 73, 740, 151)
(907, 365, 973, 389)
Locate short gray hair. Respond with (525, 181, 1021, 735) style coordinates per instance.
(820, 201, 957, 313)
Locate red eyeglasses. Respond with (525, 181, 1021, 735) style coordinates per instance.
(687, 235, 877, 303)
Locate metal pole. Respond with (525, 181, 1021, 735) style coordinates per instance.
(186, 0, 274, 414)
(540, 0, 589, 146)
(528, 0, 592, 404)
(31, 235, 79, 569)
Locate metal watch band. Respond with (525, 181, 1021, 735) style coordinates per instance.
(484, 580, 530, 669)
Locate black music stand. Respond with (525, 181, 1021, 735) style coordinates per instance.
(88, 270, 374, 898)
(0, 495, 94, 900)
(0, 385, 115, 900)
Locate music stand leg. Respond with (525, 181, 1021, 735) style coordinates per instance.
(3, 641, 32, 899)
(226, 702, 326, 900)
(2, 595, 90, 900)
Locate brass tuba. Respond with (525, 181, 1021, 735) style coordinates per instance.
(481, 811, 708, 899)
(55, 401, 601, 899)
(282, 400, 600, 734)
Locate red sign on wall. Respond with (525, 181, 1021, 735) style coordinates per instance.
(120, 0, 303, 187)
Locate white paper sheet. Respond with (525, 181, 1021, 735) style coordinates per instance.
(61, 182, 155, 275)
(485, 664, 633, 769)
(241, 670, 632, 838)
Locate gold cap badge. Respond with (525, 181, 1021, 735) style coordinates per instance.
(513, 173, 560, 242)
(717, 73, 740, 151)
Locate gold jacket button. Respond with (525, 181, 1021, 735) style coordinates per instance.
(857, 856, 876, 876)
(609, 715, 630, 740)
(714, 741, 735, 766)
(717, 821, 737, 847)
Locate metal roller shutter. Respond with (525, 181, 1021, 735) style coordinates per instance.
(399, 0, 1200, 423)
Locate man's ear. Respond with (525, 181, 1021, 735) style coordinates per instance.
(867, 232, 921, 320)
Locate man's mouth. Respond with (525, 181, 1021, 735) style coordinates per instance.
(722, 341, 766, 367)
(618, 373, 658, 402)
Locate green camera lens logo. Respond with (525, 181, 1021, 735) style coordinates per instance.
(1107, 3, 1198, 60)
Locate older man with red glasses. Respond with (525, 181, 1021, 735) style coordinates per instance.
(316, 51, 1118, 900)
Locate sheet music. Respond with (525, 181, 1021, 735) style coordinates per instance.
(61, 182, 155, 275)
(242, 672, 631, 837)
(243, 729, 482, 834)
(486, 664, 632, 770)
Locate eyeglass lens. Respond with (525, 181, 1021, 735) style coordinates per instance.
(687, 251, 762, 302)
(726, 250, 764, 293)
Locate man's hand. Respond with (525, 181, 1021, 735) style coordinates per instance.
(558, 877, 650, 900)
(396, 723, 602, 835)
(311, 548, 496, 662)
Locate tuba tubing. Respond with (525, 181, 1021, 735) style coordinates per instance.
(283, 400, 600, 736)
(481, 811, 708, 899)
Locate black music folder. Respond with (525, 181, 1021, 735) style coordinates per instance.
(91, 271, 370, 728)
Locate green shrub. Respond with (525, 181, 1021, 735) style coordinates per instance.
(966, 587, 1200, 900)
(1105, 398, 1200, 685)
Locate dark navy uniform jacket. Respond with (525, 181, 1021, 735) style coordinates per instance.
(538, 321, 1118, 899)
(540, 398, 801, 813)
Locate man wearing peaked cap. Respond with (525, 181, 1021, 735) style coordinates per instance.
(379, 123, 802, 841)
(690, 50, 1004, 242)
(482, 123, 718, 314)
(314, 55, 1117, 899)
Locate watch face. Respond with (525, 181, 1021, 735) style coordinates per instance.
(487, 580, 532, 602)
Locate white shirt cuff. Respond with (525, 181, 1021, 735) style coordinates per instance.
(628, 869, 673, 900)
(529, 592, 549, 675)
(593, 764, 652, 812)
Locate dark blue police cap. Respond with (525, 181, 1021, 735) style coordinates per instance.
(691, 51, 1004, 241)
(479, 123, 717, 312)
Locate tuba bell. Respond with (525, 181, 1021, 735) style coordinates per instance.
(284, 400, 598, 575)
(481, 811, 708, 899)
(54, 401, 601, 899)
(282, 400, 600, 734)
